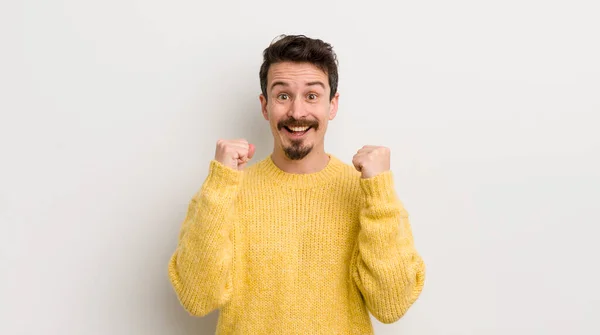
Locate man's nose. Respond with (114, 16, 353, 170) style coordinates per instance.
(288, 97, 308, 119)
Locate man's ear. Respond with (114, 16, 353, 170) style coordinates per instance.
(328, 92, 340, 120)
(259, 94, 268, 120)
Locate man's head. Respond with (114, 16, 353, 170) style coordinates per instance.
(259, 35, 339, 161)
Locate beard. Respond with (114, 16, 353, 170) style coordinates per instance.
(283, 140, 313, 160)
(277, 116, 319, 160)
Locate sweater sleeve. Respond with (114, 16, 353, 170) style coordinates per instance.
(168, 160, 243, 316)
(351, 170, 426, 324)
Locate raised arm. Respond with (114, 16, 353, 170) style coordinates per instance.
(350, 145, 426, 323)
(168, 139, 254, 316)
(168, 160, 241, 316)
(351, 171, 425, 323)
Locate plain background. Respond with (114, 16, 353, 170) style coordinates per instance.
(1, 0, 599, 334)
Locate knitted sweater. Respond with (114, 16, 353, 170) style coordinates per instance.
(168, 154, 425, 334)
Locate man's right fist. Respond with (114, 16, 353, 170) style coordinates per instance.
(214, 139, 255, 170)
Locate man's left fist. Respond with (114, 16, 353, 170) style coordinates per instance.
(352, 145, 391, 178)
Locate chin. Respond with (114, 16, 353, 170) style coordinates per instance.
(279, 136, 313, 160)
(283, 145, 313, 160)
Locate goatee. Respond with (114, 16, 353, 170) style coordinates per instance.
(284, 140, 312, 160)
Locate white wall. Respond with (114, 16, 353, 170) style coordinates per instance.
(1, 0, 599, 334)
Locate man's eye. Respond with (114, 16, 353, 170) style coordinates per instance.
(278, 93, 289, 100)
(307, 93, 317, 100)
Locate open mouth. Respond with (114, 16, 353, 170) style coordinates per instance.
(283, 125, 312, 137)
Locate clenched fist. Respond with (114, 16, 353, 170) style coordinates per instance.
(352, 145, 391, 178)
(215, 139, 256, 170)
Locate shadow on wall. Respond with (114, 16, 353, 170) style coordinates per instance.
(210, 61, 273, 161)
(162, 285, 220, 335)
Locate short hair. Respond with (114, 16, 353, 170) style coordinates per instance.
(259, 34, 339, 102)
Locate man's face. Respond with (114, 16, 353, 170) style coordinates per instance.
(260, 61, 339, 160)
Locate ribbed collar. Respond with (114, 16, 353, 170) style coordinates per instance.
(257, 153, 345, 189)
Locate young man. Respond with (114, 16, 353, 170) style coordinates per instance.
(168, 35, 425, 334)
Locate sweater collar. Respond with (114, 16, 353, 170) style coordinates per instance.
(259, 153, 345, 189)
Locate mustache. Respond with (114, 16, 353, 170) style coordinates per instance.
(277, 117, 319, 130)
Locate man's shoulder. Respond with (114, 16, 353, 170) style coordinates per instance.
(243, 156, 270, 175)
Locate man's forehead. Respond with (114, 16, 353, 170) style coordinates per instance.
(268, 63, 328, 89)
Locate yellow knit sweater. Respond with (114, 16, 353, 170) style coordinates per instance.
(168, 154, 425, 334)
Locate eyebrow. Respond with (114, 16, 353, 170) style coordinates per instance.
(270, 81, 326, 91)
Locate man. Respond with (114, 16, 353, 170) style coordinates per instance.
(168, 34, 425, 334)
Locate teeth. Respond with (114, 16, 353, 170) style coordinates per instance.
(289, 126, 309, 132)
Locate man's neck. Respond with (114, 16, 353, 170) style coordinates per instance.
(270, 148, 330, 174)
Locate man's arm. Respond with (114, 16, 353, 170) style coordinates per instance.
(168, 160, 241, 316)
(350, 170, 425, 323)
(168, 139, 254, 316)
(350, 146, 426, 323)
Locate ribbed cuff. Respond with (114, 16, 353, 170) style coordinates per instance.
(206, 160, 244, 185)
(194, 160, 243, 202)
(359, 170, 397, 205)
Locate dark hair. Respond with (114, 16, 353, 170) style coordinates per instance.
(259, 34, 339, 102)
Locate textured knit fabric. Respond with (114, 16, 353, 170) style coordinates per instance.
(168, 154, 425, 334)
